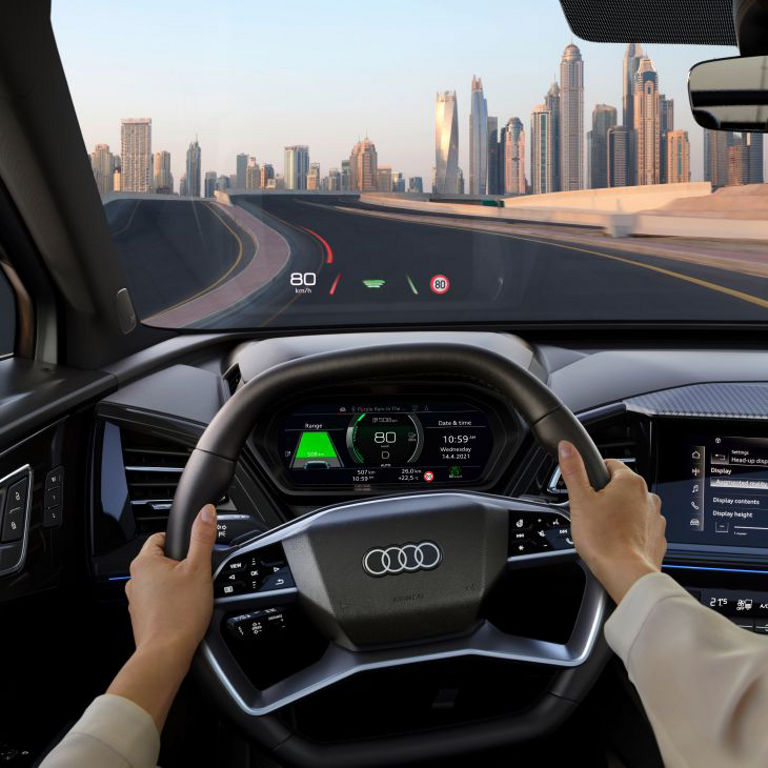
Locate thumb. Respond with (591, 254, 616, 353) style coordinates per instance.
(186, 504, 217, 569)
(558, 441, 592, 504)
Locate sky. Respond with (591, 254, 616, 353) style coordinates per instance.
(51, 0, 739, 190)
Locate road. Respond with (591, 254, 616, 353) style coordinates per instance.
(107, 194, 768, 329)
(105, 198, 254, 319)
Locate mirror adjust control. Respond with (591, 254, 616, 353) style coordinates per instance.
(43, 466, 64, 528)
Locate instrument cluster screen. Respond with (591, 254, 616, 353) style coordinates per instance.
(656, 421, 768, 550)
(278, 401, 495, 487)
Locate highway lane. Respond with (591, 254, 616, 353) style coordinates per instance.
(103, 194, 768, 329)
(199, 195, 768, 328)
(106, 198, 255, 319)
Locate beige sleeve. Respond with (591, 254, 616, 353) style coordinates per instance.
(605, 571, 768, 768)
(39, 693, 160, 768)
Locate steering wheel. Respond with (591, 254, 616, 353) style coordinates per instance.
(166, 343, 612, 767)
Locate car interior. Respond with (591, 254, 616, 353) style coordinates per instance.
(1, 0, 768, 765)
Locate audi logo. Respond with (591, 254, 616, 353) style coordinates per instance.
(362, 541, 442, 577)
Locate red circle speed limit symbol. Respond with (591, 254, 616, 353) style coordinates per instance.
(429, 274, 450, 295)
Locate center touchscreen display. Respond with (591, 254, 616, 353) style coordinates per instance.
(655, 421, 768, 550)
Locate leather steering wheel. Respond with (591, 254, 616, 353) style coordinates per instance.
(167, 343, 612, 767)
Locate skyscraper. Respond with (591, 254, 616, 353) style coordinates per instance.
(185, 139, 202, 197)
(260, 164, 275, 188)
(341, 159, 351, 191)
(530, 104, 554, 195)
(666, 130, 690, 183)
(501, 117, 526, 195)
(216, 175, 230, 191)
(284, 145, 309, 190)
(744, 133, 765, 183)
(728, 144, 748, 186)
(434, 91, 459, 194)
(468, 76, 488, 195)
(204, 171, 217, 198)
(307, 163, 321, 191)
(408, 177, 424, 194)
(153, 151, 173, 193)
(560, 44, 584, 191)
(245, 157, 260, 190)
(327, 168, 341, 191)
(704, 129, 735, 188)
(622, 44, 644, 129)
(659, 96, 674, 183)
(392, 171, 405, 193)
(120, 118, 152, 193)
(634, 57, 661, 186)
(544, 82, 561, 191)
(589, 105, 617, 189)
(487, 116, 500, 194)
(91, 143, 115, 195)
(608, 126, 632, 187)
(376, 165, 393, 192)
(236, 153, 248, 189)
(349, 137, 378, 192)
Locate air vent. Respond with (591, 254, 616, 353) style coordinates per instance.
(530, 414, 649, 499)
(121, 428, 193, 532)
(223, 363, 242, 395)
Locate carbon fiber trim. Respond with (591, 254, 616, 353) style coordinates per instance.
(626, 382, 768, 418)
(559, 0, 737, 45)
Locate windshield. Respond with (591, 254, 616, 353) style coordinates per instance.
(52, 1, 767, 330)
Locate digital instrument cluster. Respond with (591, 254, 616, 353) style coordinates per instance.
(277, 400, 497, 487)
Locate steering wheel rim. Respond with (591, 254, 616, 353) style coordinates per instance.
(166, 343, 612, 766)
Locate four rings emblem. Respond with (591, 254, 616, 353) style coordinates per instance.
(362, 541, 442, 577)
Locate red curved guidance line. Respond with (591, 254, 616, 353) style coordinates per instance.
(300, 225, 334, 264)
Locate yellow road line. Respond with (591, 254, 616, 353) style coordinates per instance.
(338, 206, 768, 311)
(156, 202, 244, 313)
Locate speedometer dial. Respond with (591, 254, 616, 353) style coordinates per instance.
(346, 412, 423, 466)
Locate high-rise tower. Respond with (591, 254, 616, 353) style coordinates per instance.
(468, 76, 488, 195)
(120, 118, 152, 193)
(284, 145, 310, 190)
(530, 104, 554, 195)
(634, 57, 661, 185)
(501, 117, 526, 195)
(434, 91, 459, 194)
(560, 44, 584, 191)
(185, 139, 201, 197)
(544, 82, 561, 191)
(622, 44, 644, 129)
(349, 137, 378, 192)
(589, 104, 617, 189)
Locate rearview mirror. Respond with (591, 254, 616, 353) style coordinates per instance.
(689, 55, 768, 132)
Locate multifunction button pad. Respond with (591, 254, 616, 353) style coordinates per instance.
(509, 510, 573, 557)
(215, 544, 295, 599)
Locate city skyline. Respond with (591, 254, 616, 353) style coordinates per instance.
(93, 37, 764, 199)
(55, 0, 747, 192)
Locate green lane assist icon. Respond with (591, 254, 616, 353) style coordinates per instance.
(291, 431, 343, 470)
(449, 464, 462, 478)
(363, 279, 386, 289)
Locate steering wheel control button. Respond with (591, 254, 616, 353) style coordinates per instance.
(507, 509, 572, 557)
(215, 545, 294, 598)
(226, 607, 290, 642)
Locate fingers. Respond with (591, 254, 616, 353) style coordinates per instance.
(138, 531, 166, 557)
(558, 441, 592, 503)
(186, 505, 218, 570)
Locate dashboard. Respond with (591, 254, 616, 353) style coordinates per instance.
(273, 398, 507, 490)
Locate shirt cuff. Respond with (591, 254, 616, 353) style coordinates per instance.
(70, 693, 160, 767)
(604, 571, 693, 663)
